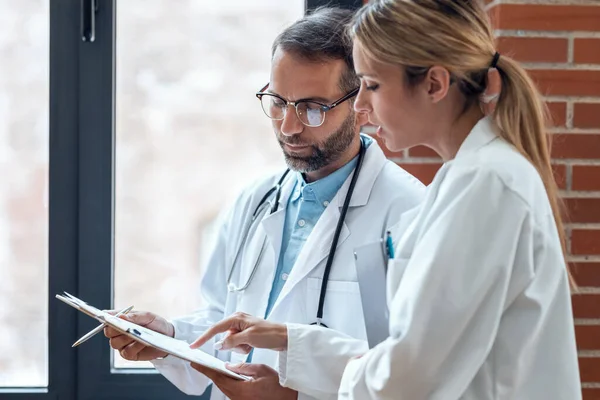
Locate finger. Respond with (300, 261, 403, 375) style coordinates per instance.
(104, 326, 122, 338)
(220, 330, 253, 351)
(121, 341, 146, 361)
(119, 311, 155, 326)
(231, 344, 252, 355)
(225, 362, 269, 377)
(109, 334, 134, 351)
(190, 318, 240, 349)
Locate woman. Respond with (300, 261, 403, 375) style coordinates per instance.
(191, 1, 581, 398)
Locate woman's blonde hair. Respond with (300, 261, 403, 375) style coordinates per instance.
(351, 0, 573, 284)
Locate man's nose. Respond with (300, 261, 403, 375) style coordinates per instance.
(280, 105, 304, 136)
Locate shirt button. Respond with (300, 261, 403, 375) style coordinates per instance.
(323, 201, 329, 207)
(281, 273, 289, 281)
(298, 219, 306, 227)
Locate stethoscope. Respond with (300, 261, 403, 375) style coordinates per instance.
(226, 141, 367, 327)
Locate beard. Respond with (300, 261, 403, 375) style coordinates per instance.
(278, 113, 357, 173)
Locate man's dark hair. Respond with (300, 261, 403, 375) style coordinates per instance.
(271, 7, 359, 95)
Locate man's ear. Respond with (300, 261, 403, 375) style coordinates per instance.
(425, 66, 451, 104)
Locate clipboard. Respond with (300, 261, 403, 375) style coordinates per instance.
(56, 293, 250, 381)
(354, 240, 389, 348)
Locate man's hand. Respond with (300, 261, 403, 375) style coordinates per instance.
(103, 310, 174, 361)
(189, 312, 287, 353)
(191, 362, 297, 400)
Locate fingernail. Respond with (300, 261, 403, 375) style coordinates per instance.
(213, 340, 224, 350)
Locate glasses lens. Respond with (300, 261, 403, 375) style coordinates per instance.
(296, 102, 325, 127)
(260, 95, 286, 120)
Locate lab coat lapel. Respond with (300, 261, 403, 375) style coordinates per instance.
(269, 193, 351, 317)
(259, 174, 297, 272)
(268, 139, 388, 317)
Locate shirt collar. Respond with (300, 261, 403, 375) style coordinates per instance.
(454, 117, 499, 159)
(290, 154, 359, 207)
(289, 137, 374, 206)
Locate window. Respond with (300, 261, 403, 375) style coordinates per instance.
(0, 0, 49, 388)
(2, 0, 362, 398)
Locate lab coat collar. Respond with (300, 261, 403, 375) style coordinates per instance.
(454, 117, 499, 160)
(274, 133, 386, 211)
(335, 134, 387, 208)
(266, 135, 387, 317)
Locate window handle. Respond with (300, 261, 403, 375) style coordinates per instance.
(81, 0, 99, 42)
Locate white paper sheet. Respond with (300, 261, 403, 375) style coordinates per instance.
(56, 293, 250, 381)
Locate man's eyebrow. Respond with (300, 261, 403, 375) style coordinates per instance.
(266, 90, 332, 104)
(296, 96, 331, 103)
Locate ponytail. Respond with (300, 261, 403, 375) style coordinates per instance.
(492, 56, 575, 290)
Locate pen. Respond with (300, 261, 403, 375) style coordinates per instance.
(385, 231, 395, 259)
(72, 305, 134, 347)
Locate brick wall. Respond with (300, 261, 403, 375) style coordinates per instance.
(364, 0, 600, 398)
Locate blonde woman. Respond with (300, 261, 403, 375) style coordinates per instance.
(191, 1, 581, 398)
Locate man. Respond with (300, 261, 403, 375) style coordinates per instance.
(105, 7, 424, 400)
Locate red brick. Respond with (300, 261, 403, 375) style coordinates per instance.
(573, 166, 600, 191)
(408, 146, 440, 158)
(571, 229, 600, 255)
(583, 388, 600, 400)
(574, 103, 600, 129)
(496, 37, 568, 63)
(552, 134, 600, 159)
(547, 102, 567, 128)
(580, 357, 600, 382)
(574, 39, 600, 64)
(575, 325, 600, 350)
(572, 294, 600, 318)
(571, 263, 600, 288)
(490, 4, 600, 31)
(529, 70, 600, 97)
(564, 198, 600, 223)
(397, 163, 442, 185)
(552, 164, 567, 190)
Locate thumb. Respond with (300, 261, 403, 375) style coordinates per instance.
(225, 362, 264, 377)
(220, 330, 253, 351)
(119, 311, 155, 327)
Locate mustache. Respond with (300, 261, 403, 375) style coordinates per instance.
(278, 137, 315, 147)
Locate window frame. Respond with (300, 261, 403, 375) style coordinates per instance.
(1, 0, 362, 398)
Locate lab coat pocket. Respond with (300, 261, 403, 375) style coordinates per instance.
(386, 257, 410, 305)
(307, 277, 366, 340)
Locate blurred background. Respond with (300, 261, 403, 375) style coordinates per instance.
(0, 0, 303, 385)
(1, 0, 599, 398)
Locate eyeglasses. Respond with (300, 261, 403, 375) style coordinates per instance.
(256, 83, 359, 127)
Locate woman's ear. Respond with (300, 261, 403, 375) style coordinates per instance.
(426, 66, 452, 104)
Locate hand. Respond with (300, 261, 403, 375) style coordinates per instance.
(189, 312, 287, 353)
(103, 310, 174, 361)
(191, 362, 297, 400)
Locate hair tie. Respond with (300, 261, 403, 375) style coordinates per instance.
(490, 52, 500, 69)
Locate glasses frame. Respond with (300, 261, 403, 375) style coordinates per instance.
(255, 83, 359, 127)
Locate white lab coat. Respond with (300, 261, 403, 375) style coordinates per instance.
(151, 135, 425, 399)
(335, 118, 581, 399)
